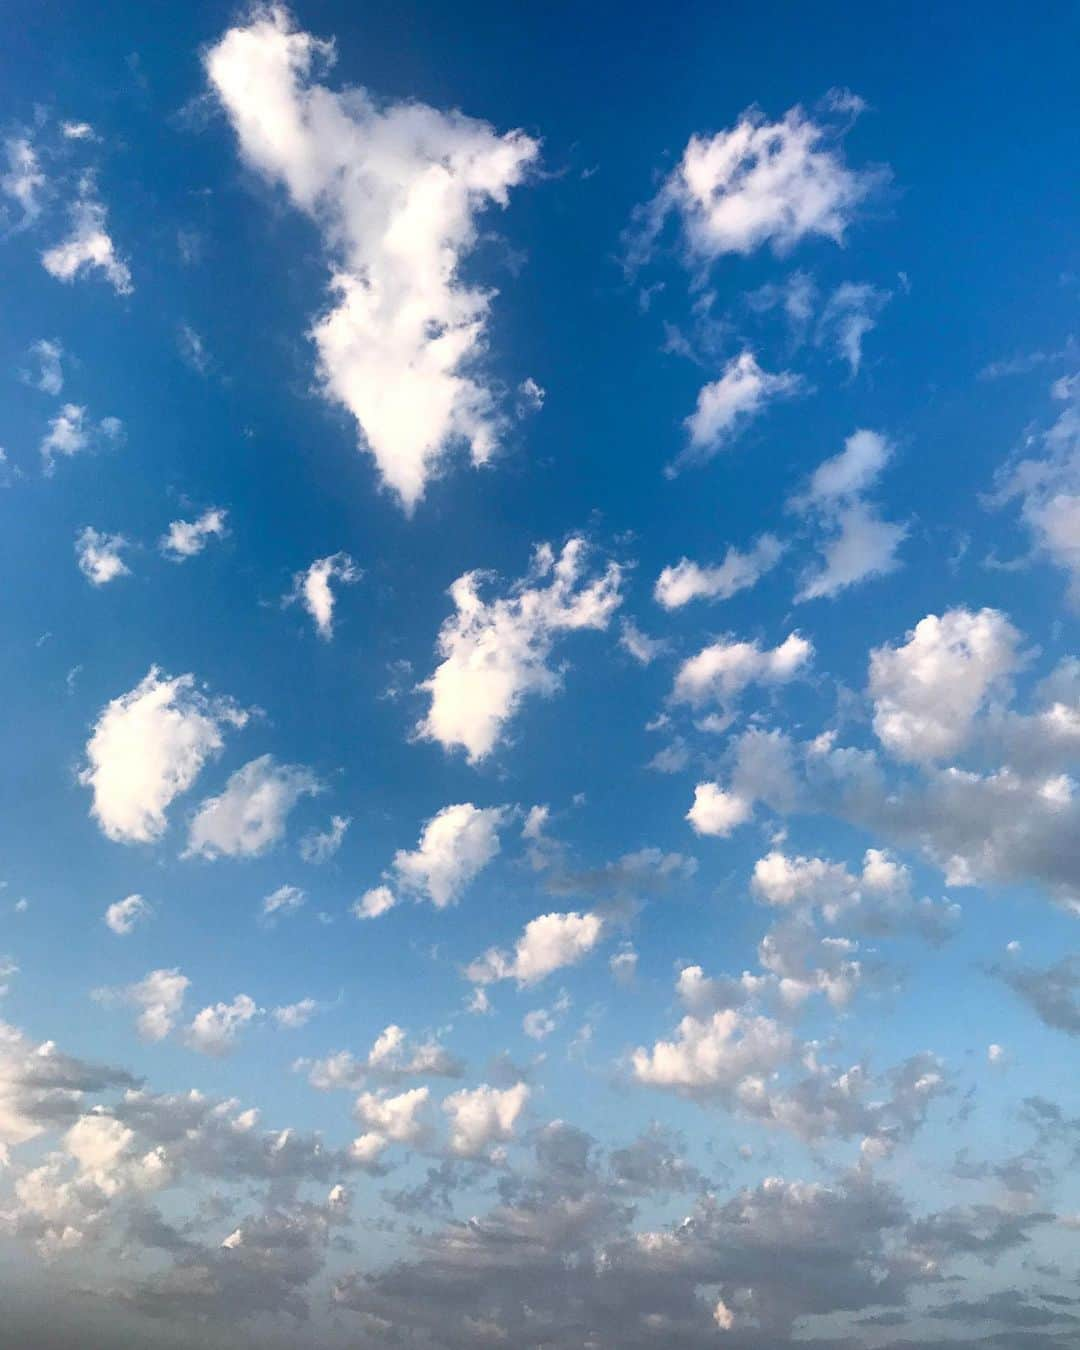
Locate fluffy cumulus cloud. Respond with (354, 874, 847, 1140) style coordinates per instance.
(286, 552, 360, 639)
(869, 607, 1022, 763)
(793, 429, 907, 600)
(94, 968, 190, 1041)
(655, 533, 783, 609)
(102, 894, 151, 936)
(467, 910, 604, 986)
(672, 631, 812, 714)
(185, 755, 321, 859)
(205, 6, 539, 512)
(680, 350, 802, 469)
(390, 802, 504, 908)
(185, 994, 261, 1056)
(686, 781, 753, 837)
(79, 668, 249, 844)
(633, 100, 886, 266)
(417, 537, 622, 762)
(442, 1081, 529, 1157)
(41, 176, 132, 295)
(158, 507, 228, 561)
(74, 526, 130, 586)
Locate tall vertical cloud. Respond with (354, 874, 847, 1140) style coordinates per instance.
(205, 5, 539, 512)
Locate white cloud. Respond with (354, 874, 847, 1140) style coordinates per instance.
(686, 782, 752, 837)
(185, 755, 321, 860)
(205, 6, 538, 512)
(25, 339, 63, 395)
(619, 619, 668, 665)
(442, 1082, 528, 1157)
(794, 427, 892, 507)
(797, 503, 906, 600)
(75, 527, 130, 586)
(41, 177, 132, 295)
(610, 945, 638, 985)
(261, 884, 306, 921)
(751, 847, 958, 941)
(417, 537, 622, 762)
(272, 998, 319, 1029)
(159, 508, 228, 561)
(792, 430, 906, 601)
(632, 1009, 793, 1099)
(680, 351, 802, 468)
(352, 885, 396, 920)
(392, 803, 503, 908)
(95, 968, 190, 1041)
(655, 534, 783, 609)
(815, 282, 891, 375)
(287, 553, 360, 639)
(672, 632, 812, 711)
(467, 910, 604, 986)
(633, 101, 884, 264)
(176, 322, 210, 375)
(995, 387, 1080, 602)
(2, 136, 45, 226)
(299, 813, 350, 863)
(103, 894, 151, 936)
(869, 608, 1022, 763)
(40, 404, 123, 474)
(185, 994, 260, 1056)
(60, 121, 95, 141)
(354, 1086, 430, 1147)
(80, 668, 248, 844)
(301, 1023, 462, 1090)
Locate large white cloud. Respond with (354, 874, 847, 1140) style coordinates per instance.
(205, 5, 539, 512)
(185, 755, 321, 859)
(391, 802, 504, 908)
(416, 537, 622, 762)
(80, 668, 249, 844)
(869, 607, 1022, 764)
(466, 910, 604, 986)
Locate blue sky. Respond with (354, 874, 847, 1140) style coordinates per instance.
(1, 2, 1079, 1346)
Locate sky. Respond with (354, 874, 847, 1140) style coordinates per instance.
(1, 1, 1079, 1346)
